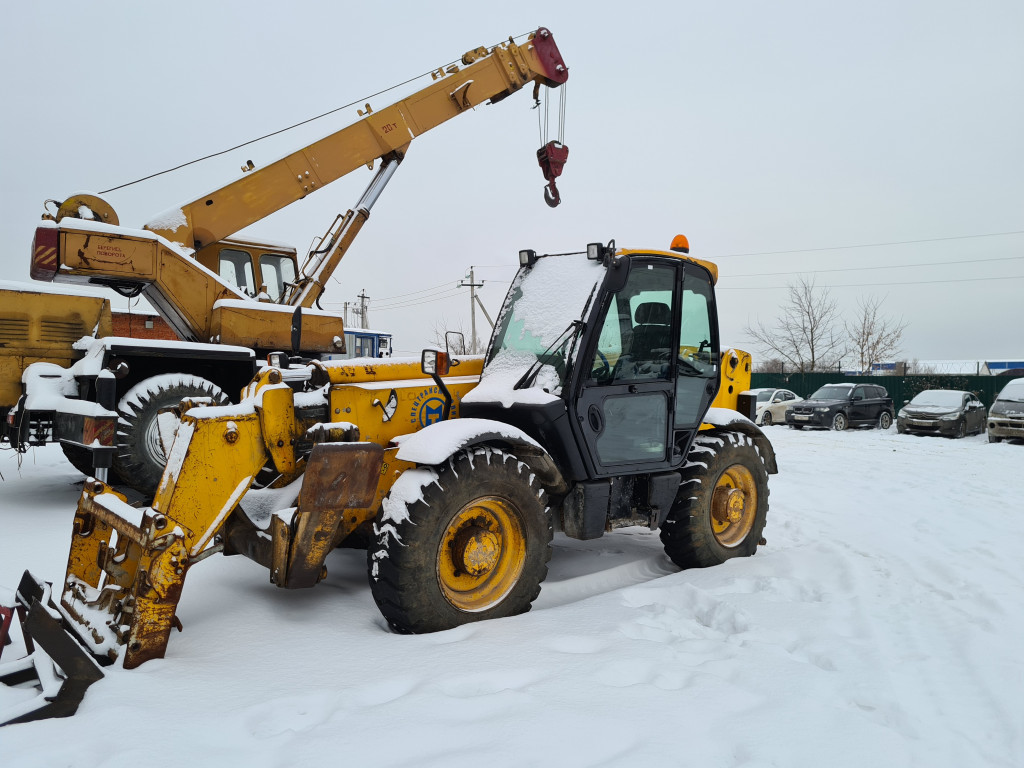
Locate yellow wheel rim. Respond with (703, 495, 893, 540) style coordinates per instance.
(710, 464, 757, 548)
(437, 497, 527, 612)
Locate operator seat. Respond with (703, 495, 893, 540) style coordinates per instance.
(627, 302, 673, 377)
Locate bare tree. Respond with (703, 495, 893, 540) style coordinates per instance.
(845, 296, 908, 374)
(745, 276, 846, 372)
(754, 357, 787, 373)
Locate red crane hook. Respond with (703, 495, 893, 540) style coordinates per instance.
(537, 140, 569, 208)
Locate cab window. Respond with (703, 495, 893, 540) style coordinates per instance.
(260, 254, 297, 302)
(589, 264, 676, 383)
(220, 249, 256, 296)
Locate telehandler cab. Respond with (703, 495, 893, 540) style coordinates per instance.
(1, 238, 777, 726)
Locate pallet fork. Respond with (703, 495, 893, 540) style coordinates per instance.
(0, 571, 104, 726)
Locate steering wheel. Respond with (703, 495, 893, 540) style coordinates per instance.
(592, 349, 611, 381)
(676, 354, 703, 376)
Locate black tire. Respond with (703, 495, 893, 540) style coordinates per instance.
(660, 431, 769, 569)
(954, 420, 966, 439)
(897, 422, 906, 434)
(832, 412, 848, 431)
(879, 411, 893, 430)
(369, 447, 553, 634)
(988, 433, 1001, 444)
(113, 375, 229, 495)
(761, 411, 773, 426)
(789, 424, 803, 430)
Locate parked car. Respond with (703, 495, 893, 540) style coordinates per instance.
(741, 387, 803, 426)
(987, 377, 1024, 443)
(786, 382, 895, 431)
(896, 389, 986, 438)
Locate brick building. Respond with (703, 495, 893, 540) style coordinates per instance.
(111, 311, 177, 341)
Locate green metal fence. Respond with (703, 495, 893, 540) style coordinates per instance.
(750, 372, 1013, 409)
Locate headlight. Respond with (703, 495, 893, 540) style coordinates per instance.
(897, 409, 908, 418)
(938, 412, 959, 421)
(814, 407, 831, 413)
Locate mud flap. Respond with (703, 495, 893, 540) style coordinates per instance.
(0, 571, 104, 726)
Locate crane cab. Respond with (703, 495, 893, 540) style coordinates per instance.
(195, 237, 298, 303)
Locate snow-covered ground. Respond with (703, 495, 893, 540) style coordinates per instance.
(1, 427, 1022, 767)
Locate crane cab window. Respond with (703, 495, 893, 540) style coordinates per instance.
(259, 254, 297, 302)
(219, 249, 256, 297)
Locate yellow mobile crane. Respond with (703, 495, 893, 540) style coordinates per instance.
(1, 236, 777, 726)
(6, 28, 569, 493)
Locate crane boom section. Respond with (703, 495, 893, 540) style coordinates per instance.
(145, 29, 567, 251)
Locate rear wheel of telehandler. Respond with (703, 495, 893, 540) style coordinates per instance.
(368, 447, 553, 634)
(113, 376, 229, 495)
(660, 431, 769, 569)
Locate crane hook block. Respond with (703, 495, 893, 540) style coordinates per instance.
(537, 140, 569, 208)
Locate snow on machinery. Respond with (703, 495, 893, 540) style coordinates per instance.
(0, 236, 777, 725)
(7, 27, 570, 494)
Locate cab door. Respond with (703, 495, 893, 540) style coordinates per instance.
(574, 259, 719, 478)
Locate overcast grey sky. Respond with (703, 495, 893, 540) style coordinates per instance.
(2, 1, 1021, 362)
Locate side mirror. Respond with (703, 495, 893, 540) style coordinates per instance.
(445, 330, 466, 357)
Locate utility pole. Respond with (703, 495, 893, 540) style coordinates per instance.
(458, 267, 485, 353)
(357, 289, 370, 329)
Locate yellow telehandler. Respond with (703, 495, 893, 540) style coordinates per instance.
(1, 236, 777, 725)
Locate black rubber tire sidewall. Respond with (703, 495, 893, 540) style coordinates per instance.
(369, 448, 553, 634)
(113, 376, 229, 495)
(660, 430, 770, 569)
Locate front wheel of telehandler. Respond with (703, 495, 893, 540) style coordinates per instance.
(660, 431, 769, 569)
(368, 447, 553, 634)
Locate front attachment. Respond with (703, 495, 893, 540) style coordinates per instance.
(0, 571, 104, 727)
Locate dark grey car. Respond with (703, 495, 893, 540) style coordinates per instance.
(786, 383, 895, 431)
(988, 378, 1024, 443)
(897, 389, 986, 438)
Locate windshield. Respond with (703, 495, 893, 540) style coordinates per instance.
(810, 384, 853, 399)
(483, 255, 605, 394)
(756, 391, 773, 403)
(909, 390, 964, 408)
(996, 379, 1024, 402)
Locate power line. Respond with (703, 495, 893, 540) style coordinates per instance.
(719, 273, 1024, 291)
(712, 229, 1024, 259)
(370, 279, 459, 302)
(725, 253, 1024, 279)
(372, 288, 466, 311)
(321, 283, 459, 310)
